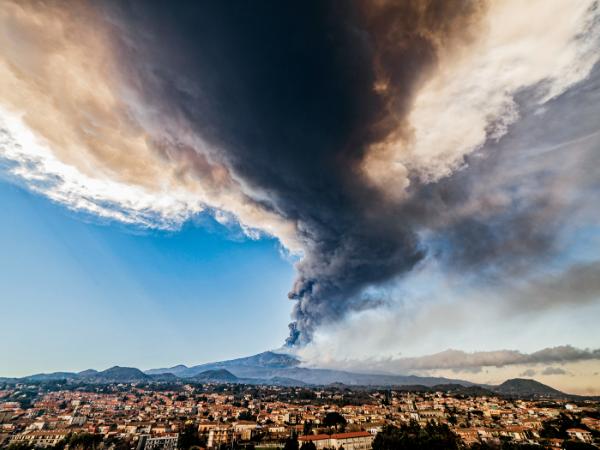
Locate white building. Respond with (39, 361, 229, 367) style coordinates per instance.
(136, 434, 179, 450)
(10, 430, 69, 448)
(566, 428, 593, 444)
(299, 431, 374, 450)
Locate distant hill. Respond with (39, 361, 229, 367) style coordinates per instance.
(1, 352, 582, 399)
(149, 372, 179, 381)
(23, 372, 77, 382)
(174, 351, 300, 378)
(145, 351, 473, 387)
(431, 384, 497, 397)
(267, 376, 306, 386)
(492, 378, 567, 398)
(145, 364, 189, 376)
(87, 366, 150, 382)
(190, 369, 238, 382)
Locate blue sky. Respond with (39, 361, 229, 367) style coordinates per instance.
(0, 181, 294, 377)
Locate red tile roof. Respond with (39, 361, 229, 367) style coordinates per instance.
(299, 432, 371, 441)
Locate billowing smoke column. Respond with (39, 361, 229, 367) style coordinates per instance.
(101, 0, 489, 345)
(2, 0, 599, 346)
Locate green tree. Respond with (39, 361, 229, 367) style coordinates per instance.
(283, 436, 299, 450)
(372, 421, 460, 450)
(67, 433, 103, 450)
(179, 423, 205, 450)
(6, 443, 34, 450)
(322, 412, 347, 432)
(300, 441, 317, 450)
(563, 442, 598, 450)
(238, 411, 257, 422)
(303, 420, 314, 436)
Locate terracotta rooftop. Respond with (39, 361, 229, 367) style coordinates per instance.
(299, 431, 372, 441)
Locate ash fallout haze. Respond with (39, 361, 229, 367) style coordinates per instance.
(1, 0, 600, 395)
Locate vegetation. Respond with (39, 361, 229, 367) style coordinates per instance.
(178, 423, 206, 450)
(322, 412, 347, 433)
(283, 436, 299, 450)
(372, 421, 460, 450)
(562, 442, 598, 450)
(300, 442, 317, 450)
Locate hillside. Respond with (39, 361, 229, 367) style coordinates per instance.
(492, 378, 567, 397)
(86, 366, 150, 382)
(190, 369, 238, 382)
(146, 351, 473, 387)
(1, 353, 578, 398)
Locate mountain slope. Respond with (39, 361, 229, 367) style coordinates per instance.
(190, 369, 238, 382)
(145, 364, 189, 376)
(492, 378, 566, 397)
(177, 351, 300, 377)
(147, 351, 473, 387)
(24, 372, 77, 381)
(87, 366, 150, 382)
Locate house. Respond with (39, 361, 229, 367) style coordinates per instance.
(299, 431, 374, 450)
(234, 421, 258, 441)
(582, 417, 600, 431)
(10, 430, 69, 448)
(456, 428, 479, 445)
(136, 434, 178, 450)
(566, 428, 593, 444)
(207, 426, 234, 448)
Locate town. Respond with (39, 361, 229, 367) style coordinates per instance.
(1, 381, 598, 450)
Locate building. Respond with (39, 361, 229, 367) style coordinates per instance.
(10, 430, 69, 448)
(136, 434, 179, 450)
(299, 431, 374, 450)
(566, 428, 593, 444)
(456, 428, 479, 445)
(208, 426, 234, 448)
(234, 421, 258, 441)
(582, 417, 600, 431)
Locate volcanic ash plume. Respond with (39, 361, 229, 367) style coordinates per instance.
(1, 0, 599, 346)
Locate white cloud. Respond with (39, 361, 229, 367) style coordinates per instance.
(0, 1, 300, 251)
(0, 107, 206, 228)
(364, 0, 600, 190)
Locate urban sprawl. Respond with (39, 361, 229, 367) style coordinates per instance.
(1, 382, 599, 449)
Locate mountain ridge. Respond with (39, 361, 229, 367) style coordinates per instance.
(1, 351, 582, 398)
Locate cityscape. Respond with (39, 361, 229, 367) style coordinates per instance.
(1, 352, 600, 449)
(1, 1, 600, 449)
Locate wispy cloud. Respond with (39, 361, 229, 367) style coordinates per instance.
(301, 346, 600, 374)
(542, 366, 569, 376)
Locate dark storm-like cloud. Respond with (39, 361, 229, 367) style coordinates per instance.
(100, 0, 600, 344)
(97, 0, 491, 344)
(2, 1, 599, 346)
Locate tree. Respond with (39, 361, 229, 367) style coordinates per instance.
(238, 411, 257, 422)
(283, 436, 299, 450)
(372, 421, 460, 450)
(66, 433, 103, 450)
(6, 443, 34, 450)
(322, 412, 347, 432)
(563, 442, 598, 450)
(104, 436, 133, 450)
(303, 420, 314, 436)
(179, 423, 205, 450)
(300, 442, 317, 450)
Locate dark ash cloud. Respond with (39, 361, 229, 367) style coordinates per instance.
(86, 1, 600, 345)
